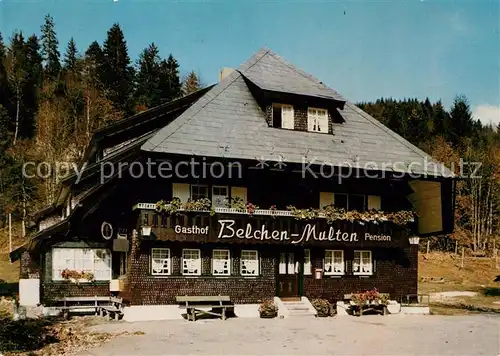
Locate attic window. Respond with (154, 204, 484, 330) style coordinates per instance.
(272, 104, 294, 130)
(308, 108, 328, 133)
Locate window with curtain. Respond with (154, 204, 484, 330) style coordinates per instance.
(324, 250, 344, 275)
(304, 249, 312, 275)
(212, 249, 230, 276)
(151, 248, 170, 275)
(182, 249, 201, 276)
(240, 250, 259, 276)
(353, 250, 373, 275)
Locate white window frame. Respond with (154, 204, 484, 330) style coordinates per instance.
(182, 248, 202, 276)
(240, 250, 259, 276)
(52, 248, 112, 282)
(304, 249, 312, 275)
(190, 184, 209, 201)
(307, 107, 328, 133)
(324, 250, 344, 276)
(212, 249, 231, 276)
(151, 248, 171, 276)
(212, 186, 229, 208)
(353, 250, 373, 276)
(273, 103, 294, 129)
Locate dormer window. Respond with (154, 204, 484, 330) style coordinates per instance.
(272, 103, 294, 129)
(308, 108, 328, 133)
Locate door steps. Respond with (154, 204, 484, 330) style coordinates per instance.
(278, 297, 317, 318)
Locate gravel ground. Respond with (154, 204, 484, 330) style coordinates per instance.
(81, 314, 499, 355)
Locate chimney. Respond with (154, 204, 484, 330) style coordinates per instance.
(219, 67, 234, 82)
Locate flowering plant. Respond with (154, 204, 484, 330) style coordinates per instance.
(311, 298, 334, 317)
(350, 288, 389, 306)
(258, 299, 278, 317)
(61, 269, 94, 283)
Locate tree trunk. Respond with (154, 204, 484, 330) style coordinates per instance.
(13, 87, 20, 146)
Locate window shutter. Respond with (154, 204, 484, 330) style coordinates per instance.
(319, 192, 335, 208)
(282, 105, 294, 129)
(231, 186, 248, 204)
(367, 195, 381, 210)
(172, 183, 190, 202)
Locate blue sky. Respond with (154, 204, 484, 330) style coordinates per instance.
(1, 0, 499, 126)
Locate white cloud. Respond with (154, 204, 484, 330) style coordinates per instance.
(473, 104, 500, 127)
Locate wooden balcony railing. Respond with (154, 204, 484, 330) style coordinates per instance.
(132, 203, 410, 248)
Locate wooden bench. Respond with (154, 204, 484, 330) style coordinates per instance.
(176, 295, 233, 321)
(56, 296, 123, 320)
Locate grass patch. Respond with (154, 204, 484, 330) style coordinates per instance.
(419, 251, 500, 294)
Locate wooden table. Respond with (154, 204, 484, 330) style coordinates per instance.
(176, 295, 233, 321)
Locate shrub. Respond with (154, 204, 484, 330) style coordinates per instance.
(258, 299, 278, 317)
(311, 299, 334, 317)
(0, 317, 58, 352)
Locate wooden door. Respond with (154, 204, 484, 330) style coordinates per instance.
(277, 252, 299, 297)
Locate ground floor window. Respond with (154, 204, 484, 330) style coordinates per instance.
(182, 249, 202, 276)
(304, 249, 312, 275)
(324, 250, 344, 275)
(52, 248, 111, 281)
(241, 250, 259, 276)
(212, 249, 230, 275)
(151, 248, 171, 275)
(353, 250, 373, 275)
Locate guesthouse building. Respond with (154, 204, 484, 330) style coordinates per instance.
(11, 49, 455, 319)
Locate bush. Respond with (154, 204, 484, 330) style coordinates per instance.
(0, 317, 58, 353)
(311, 299, 334, 317)
(258, 299, 278, 317)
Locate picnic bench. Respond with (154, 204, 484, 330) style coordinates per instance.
(176, 295, 233, 321)
(55, 296, 124, 320)
(343, 294, 389, 316)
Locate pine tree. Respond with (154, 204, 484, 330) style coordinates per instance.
(84, 41, 105, 86)
(0, 32, 10, 110)
(432, 100, 451, 139)
(135, 43, 161, 108)
(22, 34, 43, 139)
(183, 71, 201, 95)
(40, 14, 61, 78)
(449, 95, 475, 147)
(158, 54, 181, 103)
(63, 37, 78, 71)
(102, 23, 134, 113)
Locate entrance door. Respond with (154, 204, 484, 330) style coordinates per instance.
(278, 252, 299, 297)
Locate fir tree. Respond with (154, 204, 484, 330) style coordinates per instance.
(0, 32, 10, 110)
(135, 43, 161, 108)
(183, 71, 201, 95)
(63, 37, 78, 71)
(102, 23, 134, 113)
(40, 14, 61, 78)
(449, 95, 475, 147)
(22, 34, 43, 139)
(158, 54, 181, 103)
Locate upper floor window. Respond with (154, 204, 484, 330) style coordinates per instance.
(212, 186, 228, 208)
(334, 193, 366, 211)
(191, 185, 209, 201)
(272, 103, 294, 130)
(308, 108, 328, 133)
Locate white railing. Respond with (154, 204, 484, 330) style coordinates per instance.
(132, 203, 296, 217)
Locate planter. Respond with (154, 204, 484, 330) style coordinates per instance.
(260, 312, 277, 318)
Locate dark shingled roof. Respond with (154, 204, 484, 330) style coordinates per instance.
(142, 48, 453, 177)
